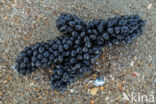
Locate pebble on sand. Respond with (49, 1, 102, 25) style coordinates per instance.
(90, 100, 95, 104)
(90, 87, 99, 96)
(132, 72, 140, 77)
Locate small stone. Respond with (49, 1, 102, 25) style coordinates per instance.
(87, 80, 93, 86)
(90, 87, 98, 96)
(54, 91, 59, 95)
(149, 64, 152, 67)
(93, 74, 97, 79)
(94, 76, 105, 87)
(70, 89, 74, 93)
(90, 100, 95, 104)
(100, 86, 104, 90)
(105, 96, 110, 101)
(0, 90, 2, 96)
(11, 65, 16, 70)
(130, 61, 134, 66)
(36, 88, 39, 92)
(132, 72, 140, 77)
(118, 83, 123, 90)
(113, 10, 119, 14)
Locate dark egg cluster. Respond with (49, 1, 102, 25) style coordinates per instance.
(14, 13, 145, 91)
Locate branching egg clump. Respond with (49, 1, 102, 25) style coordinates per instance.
(15, 13, 145, 91)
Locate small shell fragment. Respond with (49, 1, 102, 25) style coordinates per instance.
(94, 76, 105, 87)
(147, 3, 152, 10)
